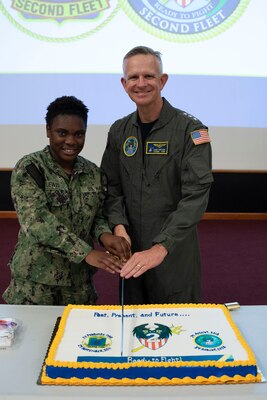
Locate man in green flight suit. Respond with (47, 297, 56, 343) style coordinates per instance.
(3, 96, 130, 305)
(101, 46, 213, 305)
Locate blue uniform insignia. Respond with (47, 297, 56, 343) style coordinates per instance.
(146, 142, 168, 155)
(123, 136, 138, 157)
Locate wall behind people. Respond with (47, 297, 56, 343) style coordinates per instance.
(0, 1, 267, 170)
(1, 123, 267, 170)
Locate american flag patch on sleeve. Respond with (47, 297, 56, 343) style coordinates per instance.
(191, 129, 211, 145)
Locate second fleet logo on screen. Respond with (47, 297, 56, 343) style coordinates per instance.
(0, 0, 120, 41)
(119, 0, 250, 42)
(0, 0, 250, 42)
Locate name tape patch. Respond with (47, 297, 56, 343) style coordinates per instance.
(146, 142, 168, 155)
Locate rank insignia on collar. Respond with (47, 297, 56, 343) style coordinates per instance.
(123, 136, 138, 157)
(146, 142, 168, 155)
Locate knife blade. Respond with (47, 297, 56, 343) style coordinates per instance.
(120, 277, 125, 357)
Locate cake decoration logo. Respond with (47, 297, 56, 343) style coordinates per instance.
(79, 333, 112, 353)
(132, 323, 184, 352)
(118, 0, 250, 42)
(192, 331, 226, 351)
(0, 0, 119, 42)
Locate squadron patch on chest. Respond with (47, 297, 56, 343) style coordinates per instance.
(146, 142, 168, 155)
(123, 136, 138, 157)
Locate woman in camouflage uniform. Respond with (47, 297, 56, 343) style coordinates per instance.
(3, 96, 130, 305)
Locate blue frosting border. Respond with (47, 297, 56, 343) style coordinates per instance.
(46, 364, 257, 380)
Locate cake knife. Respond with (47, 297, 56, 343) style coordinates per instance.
(120, 277, 125, 357)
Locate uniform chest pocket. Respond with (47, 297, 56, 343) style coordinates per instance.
(153, 149, 181, 181)
(46, 189, 70, 208)
(81, 188, 102, 212)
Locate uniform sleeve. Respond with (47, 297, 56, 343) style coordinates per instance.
(152, 128, 213, 253)
(100, 127, 129, 229)
(90, 171, 112, 241)
(12, 161, 92, 264)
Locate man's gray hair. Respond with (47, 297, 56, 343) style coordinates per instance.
(122, 46, 163, 75)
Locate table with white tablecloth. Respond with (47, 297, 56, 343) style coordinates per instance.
(0, 304, 266, 400)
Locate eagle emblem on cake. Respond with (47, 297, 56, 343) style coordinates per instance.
(132, 323, 172, 351)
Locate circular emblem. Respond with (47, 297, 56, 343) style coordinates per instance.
(119, 0, 250, 42)
(80, 333, 112, 353)
(123, 136, 138, 157)
(194, 334, 223, 349)
(0, 0, 119, 42)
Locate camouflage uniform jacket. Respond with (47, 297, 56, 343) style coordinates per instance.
(8, 146, 111, 286)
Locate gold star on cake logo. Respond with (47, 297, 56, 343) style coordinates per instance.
(79, 333, 112, 353)
(0, 0, 119, 42)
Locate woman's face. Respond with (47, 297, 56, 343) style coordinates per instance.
(46, 114, 86, 173)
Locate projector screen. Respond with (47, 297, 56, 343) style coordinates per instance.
(0, 0, 266, 169)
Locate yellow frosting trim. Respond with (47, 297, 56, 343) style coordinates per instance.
(220, 304, 257, 364)
(46, 303, 71, 364)
(41, 371, 261, 386)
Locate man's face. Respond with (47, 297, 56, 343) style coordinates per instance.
(121, 54, 168, 108)
(46, 114, 86, 172)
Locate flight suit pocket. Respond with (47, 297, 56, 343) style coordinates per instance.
(188, 155, 213, 184)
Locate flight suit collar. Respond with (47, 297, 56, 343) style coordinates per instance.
(131, 98, 176, 130)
